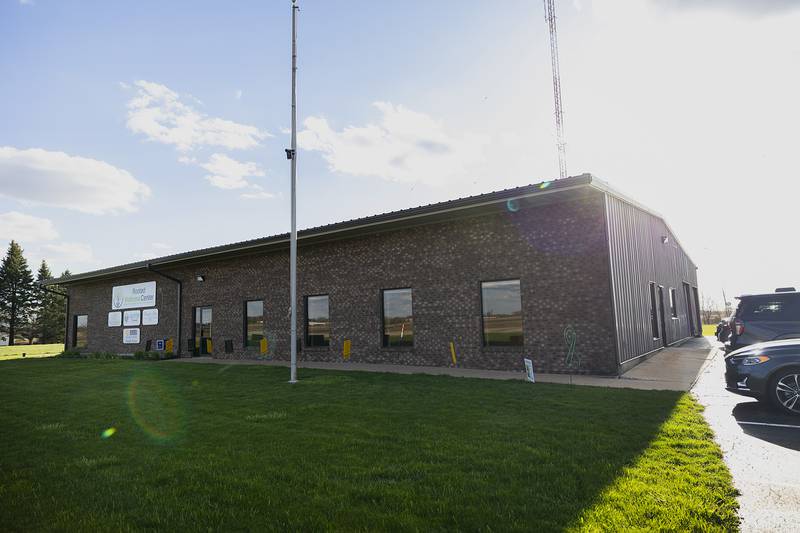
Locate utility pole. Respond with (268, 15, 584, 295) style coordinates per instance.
(287, 0, 299, 383)
(544, 0, 567, 179)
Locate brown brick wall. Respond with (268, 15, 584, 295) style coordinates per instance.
(66, 193, 618, 374)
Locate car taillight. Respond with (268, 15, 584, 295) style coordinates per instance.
(734, 319, 745, 336)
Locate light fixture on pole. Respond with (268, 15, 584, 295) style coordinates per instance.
(287, 0, 299, 384)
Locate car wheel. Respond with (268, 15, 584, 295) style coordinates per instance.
(769, 368, 800, 416)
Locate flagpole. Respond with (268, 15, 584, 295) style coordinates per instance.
(288, 0, 299, 384)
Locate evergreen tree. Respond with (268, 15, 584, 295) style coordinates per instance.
(0, 241, 36, 346)
(32, 260, 66, 344)
(44, 265, 67, 343)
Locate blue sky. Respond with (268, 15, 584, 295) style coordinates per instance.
(1, 0, 799, 307)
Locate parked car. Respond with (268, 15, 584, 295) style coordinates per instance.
(725, 338, 800, 415)
(725, 288, 800, 352)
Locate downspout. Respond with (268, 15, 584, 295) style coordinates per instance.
(147, 264, 182, 357)
(39, 283, 70, 354)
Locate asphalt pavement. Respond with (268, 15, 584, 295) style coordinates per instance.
(693, 339, 800, 532)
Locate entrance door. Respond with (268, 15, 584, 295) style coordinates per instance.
(658, 286, 668, 347)
(194, 306, 212, 355)
(684, 283, 696, 336)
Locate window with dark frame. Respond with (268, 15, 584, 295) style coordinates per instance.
(669, 288, 678, 318)
(481, 280, 523, 347)
(244, 300, 265, 348)
(74, 314, 88, 348)
(649, 282, 659, 338)
(382, 288, 413, 347)
(305, 295, 330, 347)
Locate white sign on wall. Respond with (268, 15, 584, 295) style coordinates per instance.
(123, 310, 141, 326)
(123, 328, 140, 344)
(108, 311, 122, 327)
(111, 281, 156, 310)
(142, 308, 158, 326)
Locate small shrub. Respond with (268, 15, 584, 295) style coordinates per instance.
(57, 350, 86, 359)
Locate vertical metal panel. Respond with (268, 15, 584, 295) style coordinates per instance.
(605, 194, 698, 364)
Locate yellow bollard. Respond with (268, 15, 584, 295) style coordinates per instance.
(449, 341, 457, 366)
(165, 338, 173, 354)
(260, 338, 268, 355)
(343, 339, 351, 360)
(206, 339, 213, 354)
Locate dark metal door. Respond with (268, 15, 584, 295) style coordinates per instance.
(658, 286, 668, 347)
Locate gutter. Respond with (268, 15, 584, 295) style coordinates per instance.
(146, 264, 182, 357)
(39, 283, 70, 354)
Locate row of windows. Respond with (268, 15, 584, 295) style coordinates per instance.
(246, 280, 524, 349)
(72, 280, 526, 350)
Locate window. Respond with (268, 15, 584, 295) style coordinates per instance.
(305, 295, 330, 347)
(382, 288, 413, 347)
(74, 314, 88, 348)
(244, 300, 265, 348)
(669, 288, 678, 318)
(481, 280, 523, 347)
(649, 282, 659, 338)
(738, 295, 799, 322)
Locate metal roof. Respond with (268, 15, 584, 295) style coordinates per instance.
(44, 173, 691, 285)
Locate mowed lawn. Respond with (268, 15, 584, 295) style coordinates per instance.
(0, 359, 739, 532)
(0, 343, 63, 360)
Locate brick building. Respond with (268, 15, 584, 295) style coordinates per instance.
(46, 174, 700, 375)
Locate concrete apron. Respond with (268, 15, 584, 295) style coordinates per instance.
(168, 338, 715, 392)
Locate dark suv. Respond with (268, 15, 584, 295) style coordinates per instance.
(725, 288, 800, 352)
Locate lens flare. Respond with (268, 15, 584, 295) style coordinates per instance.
(539, 181, 552, 189)
(100, 427, 116, 439)
(127, 369, 185, 444)
(506, 199, 520, 212)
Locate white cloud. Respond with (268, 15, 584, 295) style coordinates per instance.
(0, 147, 150, 214)
(126, 80, 269, 151)
(40, 242, 97, 266)
(298, 102, 488, 186)
(240, 186, 275, 200)
(19, 0, 34, 5)
(199, 153, 264, 190)
(235, 89, 243, 100)
(0, 212, 58, 242)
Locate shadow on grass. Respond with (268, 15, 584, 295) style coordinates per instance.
(0, 359, 736, 531)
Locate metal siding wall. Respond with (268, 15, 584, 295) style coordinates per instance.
(605, 195, 698, 364)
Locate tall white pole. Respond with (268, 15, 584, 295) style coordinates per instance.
(289, 0, 299, 384)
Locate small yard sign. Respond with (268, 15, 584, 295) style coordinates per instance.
(524, 358, 535, 383)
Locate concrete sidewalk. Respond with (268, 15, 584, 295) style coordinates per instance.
(169, 337, 715, 391)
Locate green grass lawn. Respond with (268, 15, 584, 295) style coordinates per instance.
(0, 359, 739, 531)
(0, 343, 63, 360)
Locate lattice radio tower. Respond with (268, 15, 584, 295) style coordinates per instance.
(544, 0, 567, 179)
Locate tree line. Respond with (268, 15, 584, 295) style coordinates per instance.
(0, 240, 70, 346)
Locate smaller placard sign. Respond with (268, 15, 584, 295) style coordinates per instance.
(155, 339, 165, 351)
(123, 310, 141, 326)
(123, 328, 140, 344)
(142, 308, 158, 326)
(524, 358, 535, 383)
(108, 311, 122, 327)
